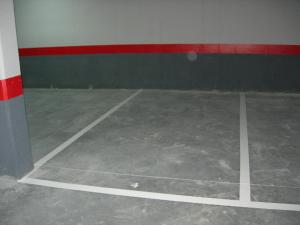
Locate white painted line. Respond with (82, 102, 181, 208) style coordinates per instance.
(240, 93, 251, 202)
(20, 178, 300, 212)
(20, 89, 142, 181)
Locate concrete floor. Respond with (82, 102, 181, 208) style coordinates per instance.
(1, 89, 300, 224)
(1, 176, 300, 225)
(247, 95, 300, 204)
(24, 89, 136, 162)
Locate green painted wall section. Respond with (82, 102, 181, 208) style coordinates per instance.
(20, 54, 300, 92)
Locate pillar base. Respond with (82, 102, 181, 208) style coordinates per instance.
(0, 96, 33, 178)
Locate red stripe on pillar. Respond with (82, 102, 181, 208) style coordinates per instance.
(0, 75, 23, 101)
(19, 43, 300, 56)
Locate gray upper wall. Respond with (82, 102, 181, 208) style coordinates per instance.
(14, 0, 300, 48)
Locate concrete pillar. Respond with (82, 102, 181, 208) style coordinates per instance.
(0, 0, 33, 178)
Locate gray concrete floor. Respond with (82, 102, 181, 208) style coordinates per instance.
(24, 89, 136, 162)
(1, 176, 300, 225)
(1, 89, 300, 224)
(247, 94, 300, 204)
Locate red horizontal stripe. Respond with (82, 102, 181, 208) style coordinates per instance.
(19, 44, 300, 56)
(0, 75, 23, 101)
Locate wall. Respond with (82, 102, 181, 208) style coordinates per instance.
(14, 0, 300, 91)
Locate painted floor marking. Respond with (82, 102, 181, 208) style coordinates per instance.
(20, 178, 300, 212)
(20, 89, 142, 181)
(19, 91, 300, 212)
(239, 93, 251, 202)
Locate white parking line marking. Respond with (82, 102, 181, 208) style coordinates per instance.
(240, 93, 251, 202)
(20, 178, 300, 212)
(20, 91, 300, 212)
